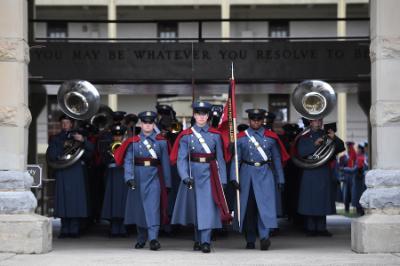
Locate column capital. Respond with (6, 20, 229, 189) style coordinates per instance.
(370, 36, 400, 63)
(0, 104, 32, 128)
(370, 100, 400, 127)
(0, 38, 29, 63)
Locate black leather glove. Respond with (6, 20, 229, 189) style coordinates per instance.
(277, 183, 284, 192)
(126, 179, 136, 190)
(230, 180, 240, 191)
(183, 178, 194, 189)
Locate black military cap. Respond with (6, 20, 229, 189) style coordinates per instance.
(112, 111, 127, 122)
(138, 111, 157, 123)
(246, 108, 266, 120)
(124, 113, 138, 125)
(192, 101, 212, 113)
(111, 124, 127, 136)
(265, 112, 276, 121)
(58, 113, 74, 122)
(156, 104, 174, 115)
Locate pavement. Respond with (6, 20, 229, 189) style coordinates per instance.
(1, 215, 400, 266)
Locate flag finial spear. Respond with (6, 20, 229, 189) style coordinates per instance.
(231, 62, 234, 80)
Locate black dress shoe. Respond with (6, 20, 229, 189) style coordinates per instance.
(149, 239, 161, 251)
(135, 242, 145, 249)
(201, 243, 211, 253)
(193, 241, 201, 251)
(317, 230, 333, 237)
(245, 242, 255, 249)
(260, 238, 271, 251)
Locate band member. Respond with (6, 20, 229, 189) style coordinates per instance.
(264, 111, 284, 226)
(101, 124, 129, 237)
(341, 144, 367, 216)
(124, 113, 139, 137)
(47, 114, 94, 238)
(155, 104, 181, 235)
(114, 111, 171, 251)
(281, 123, 303, 226)
(170, 101, 229, 253)
(230, 109, 287, 250)
(112, 111, 127, 126)
(297, 118, 345, 237)
(90, 110, 126, 223)
(264, 112, 276, 130)
(342, 141, 357, 213)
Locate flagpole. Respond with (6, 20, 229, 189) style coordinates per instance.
(231, 62, 241, 228)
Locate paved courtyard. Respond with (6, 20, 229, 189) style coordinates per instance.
(1, 215, 399, 266)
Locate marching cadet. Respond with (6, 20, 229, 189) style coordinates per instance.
(101, 124, 129, 237)
(297, 118, 345, 237)
(170, 101, 230, 253)
(47, 114, 94, 238)
(114, 111, 171, 251)
(230, 109, 288, 250)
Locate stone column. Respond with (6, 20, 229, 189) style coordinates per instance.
(351, 0, 400, 253)
(221, 0, 230, 41)
(336, 0, 347, 143)
(0, 0, 51, 254)
(107, 0, 118, 111)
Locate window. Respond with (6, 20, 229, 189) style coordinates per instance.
(47, 22, 68, 38)
(269, 21, 289, 38)
(158, 22, 178, 42)
(268, 94, 290, 123)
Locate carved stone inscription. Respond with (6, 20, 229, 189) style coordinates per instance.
(29, 41, 370, 83)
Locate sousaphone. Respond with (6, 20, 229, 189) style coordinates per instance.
(291, 80, 337, 169)
(47, 80, 100, 169)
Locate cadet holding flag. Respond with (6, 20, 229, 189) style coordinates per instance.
(170, 101, 230, 253)
(230, 109, 289, 250)
(114, 111, 171, 251)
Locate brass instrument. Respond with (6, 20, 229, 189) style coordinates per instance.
(47, 80, 101, 169)
(109, 140, 122, 158)
(90, 105, 114, 132)
(171, 120, 182, 133)
(291, 80, 337, 169)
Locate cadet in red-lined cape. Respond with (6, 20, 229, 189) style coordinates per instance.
(114, 111, 171, 251)
(170, 101, 229, 253)
(230, 109, 289, 250)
